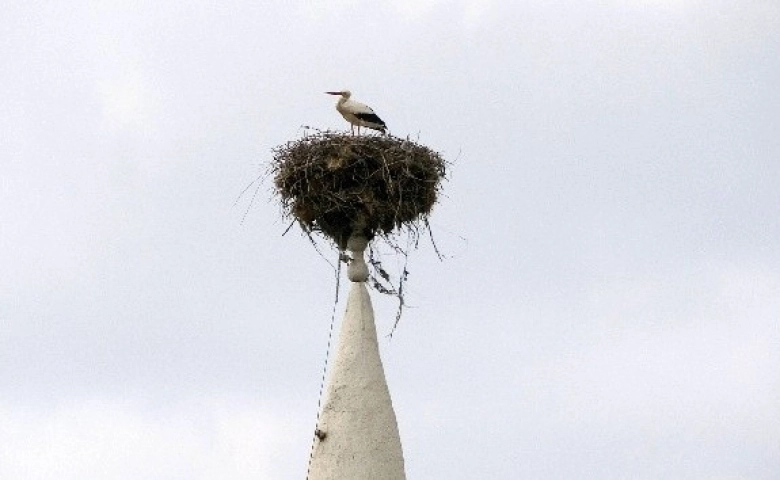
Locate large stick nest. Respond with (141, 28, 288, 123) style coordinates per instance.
(272, 130, 447, 248)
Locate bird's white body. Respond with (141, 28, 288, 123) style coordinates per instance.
(326, 90, 387, 134)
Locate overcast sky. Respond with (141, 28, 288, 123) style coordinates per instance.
(2, 1, 779, 478)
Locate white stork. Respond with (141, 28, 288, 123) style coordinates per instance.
(326, 90, 387, 135)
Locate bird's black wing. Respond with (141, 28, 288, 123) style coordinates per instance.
(355, 112, 386, 127)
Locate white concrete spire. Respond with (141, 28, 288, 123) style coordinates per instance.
(307, 235, 406, 480)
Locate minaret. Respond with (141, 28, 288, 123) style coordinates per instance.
(307, 234, 406, 480)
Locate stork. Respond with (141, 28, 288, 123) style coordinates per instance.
(326, 90, 387, 135)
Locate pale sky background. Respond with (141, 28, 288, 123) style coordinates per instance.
(2, 1, 779, 478)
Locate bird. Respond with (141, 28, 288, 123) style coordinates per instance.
(325, 90, 387, 135)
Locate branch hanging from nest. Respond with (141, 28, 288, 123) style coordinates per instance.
(270, 129, 448, 331)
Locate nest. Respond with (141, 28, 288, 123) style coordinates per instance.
(272, 130, 446, 249)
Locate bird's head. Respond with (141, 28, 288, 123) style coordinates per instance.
(325, 90, 351, 99)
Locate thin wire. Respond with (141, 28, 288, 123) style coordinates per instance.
(305, 253, 342, 479)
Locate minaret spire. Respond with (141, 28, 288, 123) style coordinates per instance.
(307, 234, 406, 480)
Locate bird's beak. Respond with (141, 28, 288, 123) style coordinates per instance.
(325, 91, 342, 95)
